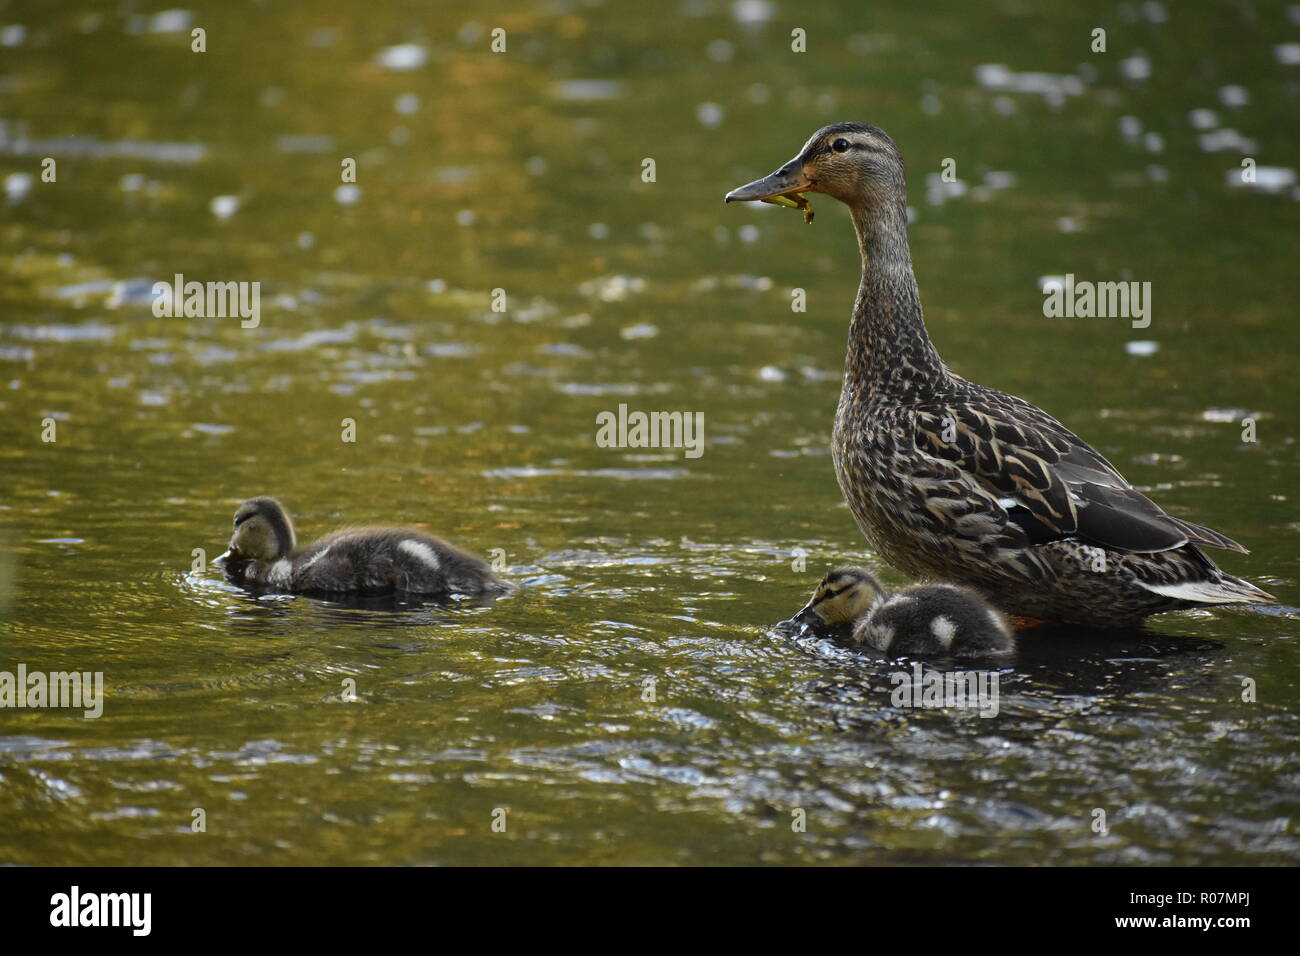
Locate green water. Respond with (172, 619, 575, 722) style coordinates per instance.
(1, 1, 1297, 865)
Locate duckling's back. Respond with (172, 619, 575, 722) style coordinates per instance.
(855, 584, 1012, 657)
(270, 529, 507, 597)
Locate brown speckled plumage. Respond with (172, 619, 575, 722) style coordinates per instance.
(729, 123, 1274, 627)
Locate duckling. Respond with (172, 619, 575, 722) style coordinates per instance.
(796, 566, 1013, 657)
(217, 496, 509, 598)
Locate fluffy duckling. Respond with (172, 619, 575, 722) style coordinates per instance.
(796, 566, 1013, 657)
(217, 496, 508, 598)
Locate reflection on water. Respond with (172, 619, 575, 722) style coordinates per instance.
(0, 1, 1297, 865)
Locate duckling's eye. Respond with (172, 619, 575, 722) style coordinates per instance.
(831, 138, 851, 154)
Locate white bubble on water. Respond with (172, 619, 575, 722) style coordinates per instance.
(4, 172, 33, 203)
(1120, 54, 1151, 82)
(697, 102, 726, 128)
(1141, 2, 1168, 23)
(148, 10, 192, 34)
(621, 323, 658, 340)
(376, 44, 427, 71)
(210, 195, 240, 219)
(552, 80, 623, 102)
(1226, 166, 1297, 194)
(731, 0, 775, 26)
(1218, 85, 1249, 108)
(1198, 129, 1257, 153)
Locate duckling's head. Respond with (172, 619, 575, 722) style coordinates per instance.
(794, 566, 887, 628)
(225, 497, 296, 563)
(724, 123, 905, 214)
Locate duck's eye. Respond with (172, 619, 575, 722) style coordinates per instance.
(831, 138, 851, 153)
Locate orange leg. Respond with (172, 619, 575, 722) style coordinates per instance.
(1008, 615, 1049, 629)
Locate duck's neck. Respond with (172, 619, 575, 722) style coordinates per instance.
(843, 198, 948, 402)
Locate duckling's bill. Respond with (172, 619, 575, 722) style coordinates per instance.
(792, 594, 821, 626)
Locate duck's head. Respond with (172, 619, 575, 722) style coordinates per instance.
(217, 496, 296, 564)
(724, 122, 905, 215)
(794, 566, 887, 628)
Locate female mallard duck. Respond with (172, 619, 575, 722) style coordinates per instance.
(796, 566, 1013, 657)
(727, 123, 1274, 627)
(217, 496, 508, 598)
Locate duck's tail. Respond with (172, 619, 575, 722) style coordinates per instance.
(1137, 545, 1275, 608)
(1170, 516, 1249, 554)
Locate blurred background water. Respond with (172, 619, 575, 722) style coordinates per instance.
(0, 0, 1297, 865)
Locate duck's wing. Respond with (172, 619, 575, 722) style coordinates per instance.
(913, 392, 1247, 555)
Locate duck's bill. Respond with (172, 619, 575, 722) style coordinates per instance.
(213, 550, 231, 566)
(725, 164, 814, 222)
(724, 162, 812, 203)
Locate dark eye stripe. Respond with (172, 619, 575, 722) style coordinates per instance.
(820, 584, 851, 600)
(234, 512, 255, 527)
